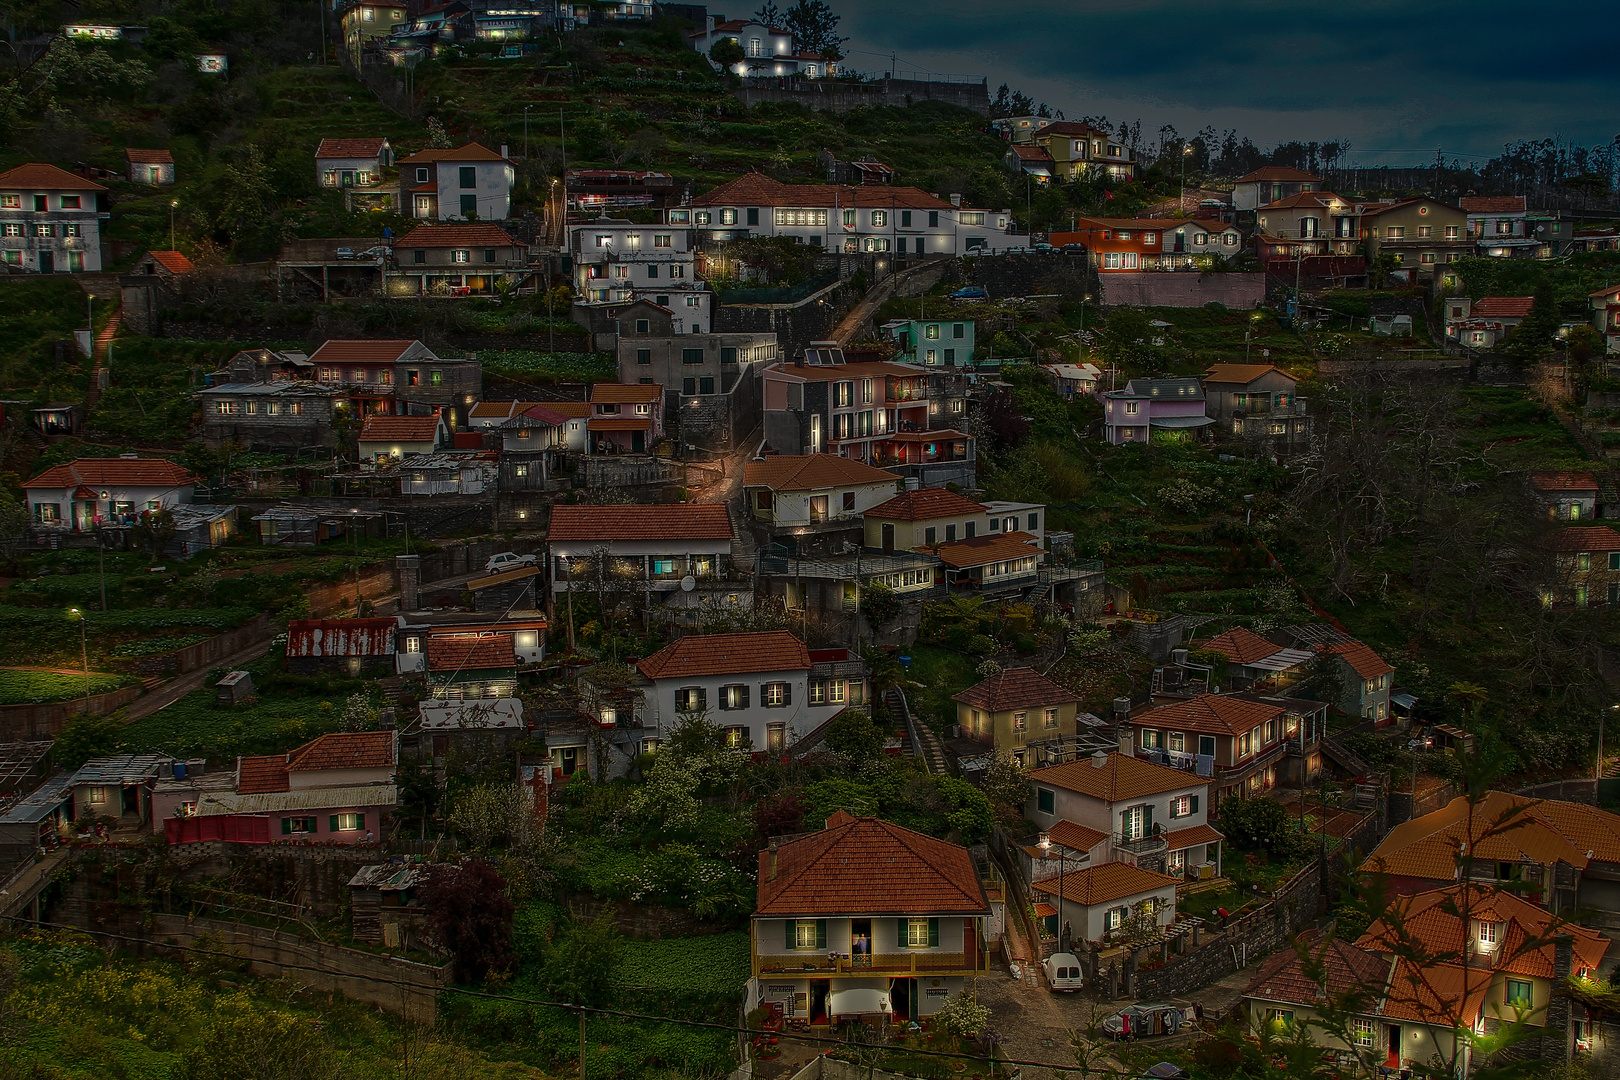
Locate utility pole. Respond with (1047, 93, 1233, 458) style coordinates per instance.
(524, 104, 531, 160)
(318, 0, 326, 65)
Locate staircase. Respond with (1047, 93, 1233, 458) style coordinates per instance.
(887, 685, 949, 776)
(84, 304, 121, 413)
(1321, 734, 1375, 780)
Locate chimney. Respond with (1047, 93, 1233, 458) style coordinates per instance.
(500, 144, 509, 160)
(1090, 750, 1108, 769)
(949, 193, 962, 206)
(768, 837, 779, 881)
(396, 554, 421, 611)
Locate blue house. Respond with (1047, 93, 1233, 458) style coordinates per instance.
(883, 319, 976, 367)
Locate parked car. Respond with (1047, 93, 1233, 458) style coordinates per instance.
(1041, 952, 1084, 992)
(949, 286, 989, 302)
(335, 247, 356, 260)
(485, 552, 538, 573)
(1032, 242, 1056, 254)
(1140, 1065, 1188, 1080)
(1060, 243, 1087, 256)
(1002, 245, 1031, 255)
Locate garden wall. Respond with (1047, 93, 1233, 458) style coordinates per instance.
(736, 76, 989, 115)
(114, 614, 273, 678)
(0, 684, 143, 739)
(1099, 272, 1266, 310)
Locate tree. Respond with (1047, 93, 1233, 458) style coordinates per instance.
(824, 709, 885, 762)
(0, 495, 29, 570)
(217, 146, 275, 252)
(935, 776, 994, 843)
(931, 989, 990, 1040)
(981, 747, 1030, 811)
(53, 712, 124, 770)
(134, 507, 176, 558)
(1499, 283, 1561, 366)
(1216, 795, 1292, 851)
(782, 0, 846, 58)
(859, 580, 902, 633)
(177, 1002, 345, 1080)
(419, 859, 515, 983)
(449, 782, 529, 852)
(979, 387, 1030, 454)
(708, 37, 744, 72)
(754, 1, 782, 24)
(541, 915, 622, 1007)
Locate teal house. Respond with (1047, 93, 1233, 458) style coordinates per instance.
(883, 319, 976, 367)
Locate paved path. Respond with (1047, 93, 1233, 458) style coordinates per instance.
(84, 304, 120, 413)
(122, 638, 272, 721)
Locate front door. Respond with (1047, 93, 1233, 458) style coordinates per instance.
(631, 430, 645, 453)
(559, 747, 578, 776)
(890, 977, 918, 1020)
(121, 786, 138, 816)
(850, 918, 871, 966)
(341, 170, 356, 187)
(810, 495, 828, 523)
(1386, 1025, 1401, 1068)
(809, 979, 830, 1023)
(38, 250, 53, 273)
(881, 523, 894, 554)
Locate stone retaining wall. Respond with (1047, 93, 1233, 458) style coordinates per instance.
(0, 684, 144, 739)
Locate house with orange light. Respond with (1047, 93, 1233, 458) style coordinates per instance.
(586, 382, 663, 454)
(1232, 166, 1322, 212)
(1528, 471, 1599, 521)
(1200, 364, 1311, 452)
(1243, 886, 1606, 1074)
(1027, 122, 1136, 182)
(1048, 218, 1241, 272)
(1443, 295, 1534, 350)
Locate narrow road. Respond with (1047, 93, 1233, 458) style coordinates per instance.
(84, 304, 121, 414)
(122, 638, 272, 721)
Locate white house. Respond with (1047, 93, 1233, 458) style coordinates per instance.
(747, 811, 993, 1023)
(546, 503, 735, 601)
(1025, 751, 1222, 881)
(397, 142, 514, 221)
(570, 216, 711, 331)
(633, 630, 857, 752)
(1030, 861, 1180, 945)
(681, 173, 1019, 256)
(686, 17, 792, 75)
(0, 162, 106, 273)
(124, 148, 174, 186)
(315, 137, 394, 190)
(24, 456, 197, 533)
(743, 454, 901, 532)
(356, 413, 447, 463)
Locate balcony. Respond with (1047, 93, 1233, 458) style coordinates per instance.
(1231, 398, 1308, 418)
(1114, 833, 1169, 861)
(755, 951, 985, 977)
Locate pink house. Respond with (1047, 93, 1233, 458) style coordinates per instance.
(1101, 378, 1213, 445)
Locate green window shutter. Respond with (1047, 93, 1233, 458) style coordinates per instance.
(281, 818, 293, 836)
(786, 920, 796, 950)
(1189, 794, 1200, 815)
(815, 920, 826, 949)
(329, 816, 339, 832)
(928, 918, 939, 948)
(899, 918, 909, 947)
(1143, 803, 1155, 834)
(783, 682, 792, 706)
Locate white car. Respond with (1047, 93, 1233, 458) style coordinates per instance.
(1042, 951, 1084, 992)
(484, 552, 537, 573)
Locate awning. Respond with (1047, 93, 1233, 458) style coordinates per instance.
(1391, 692, 1418, 710)
(1245, 647, 1313, 672)
(1148, 415, 1216, 429)
(1033, 902, 1057, 918)
(828, 985, 891, 1017)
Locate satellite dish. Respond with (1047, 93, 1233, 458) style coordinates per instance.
(680, 575, 696, 592)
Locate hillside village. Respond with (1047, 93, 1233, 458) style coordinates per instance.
(2, 2, 1620, 1079)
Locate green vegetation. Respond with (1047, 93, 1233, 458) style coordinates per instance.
(0, 669, 134, 705)
(481, 350, 616, 384)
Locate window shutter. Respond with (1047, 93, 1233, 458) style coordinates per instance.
(815, 920, 826, 949)
(1120, 809, 1129, 838)
(787, 920, 796, 950)
(1143, 803, 1155, 834)
(281, 818, 293, 836)
(329, 816, 339, 833)
(899, 918, 908, 947)
(782, 682, 791, 706)
(1189, 794, 1200, 816)
(928, 918, 939, 948)
(740, 684, 750, 709)
(697, 688, 708, 711)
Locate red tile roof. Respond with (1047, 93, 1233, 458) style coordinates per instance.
(1008, 145, 1054, 163)
(1543, 526, 1620, 552)
(953, 667, 1077, 714)
(237, 755, 290, 794)
(358, 414, 442, 443)
(1030, 121, 1113, 140)
(1235, 167, 1322, 183)
(1530, 471, 1598, 492)
(1163, 823, 1223, 851)
(1472, 296, 1534, 318)
(1030, 752, 1198, 803)
(546, 503, 733, 543)
(865, 487, 985, 522)
(1362, 790, 1620, 879)
(743, 454, 899, 491)
(1045, 820, 1109, 852)
(124, 148, 174, 165)
(398, 141, 509, 164)
(1357, 884, 1608, 979)
(1131, 694, 1283, 737)
(25, 457, 197, 490)
(1030, 862, 1179, 907)
(637, 631, 811, 680)
(0, 162, 106, 191)
(756, 810, 990, 916)
(1256, 191, 1344, 210)
(934, 532, 1042, 569)
(316, 138, 389, 159)
(1318, 640, 1393, 679)
(769, 361, 927, 384)
(690, 172, 951, 211)
(1243, 934, 1393, 1008)
(1460, 196, 1526, 214)
(144, 250, 194, 274)
(394, 223, 520, 248)
(1197, 626, 1285, 665)
(426, 635, 517, 671)
(590, 383, 662, 404)
(307, 339, 421, 365)
(287, 730, 397, 771)
(1201, 364, 1295, 388)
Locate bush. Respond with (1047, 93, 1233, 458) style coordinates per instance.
(1217, 796, 1292, 851)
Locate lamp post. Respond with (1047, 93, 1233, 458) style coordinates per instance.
(1181, 144, 1194, 211)
(351, 508, 362, 604)
(69, 608, 89, 706)
(1038, 830, 1065, 950)
(169, 199, 179, 251)
(523, 105, 532, 160)
(1601, 705, 1617, 783)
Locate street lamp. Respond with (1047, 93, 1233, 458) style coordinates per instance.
(68, 609, 89, 706)
(169, 199, 179, 251)
(523, 104, 532, 160)
(1038, 830, 1066, 950)
(351, 508, 362, 604)
(1181, 144, 1194, 211)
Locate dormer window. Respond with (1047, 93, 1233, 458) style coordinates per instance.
(1476, 920, 1499, 949)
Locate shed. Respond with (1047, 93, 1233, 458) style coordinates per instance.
(216, 670, 255, 704)
(348, 863, 422, 944)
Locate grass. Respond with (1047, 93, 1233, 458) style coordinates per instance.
(0, 669, 135, 705)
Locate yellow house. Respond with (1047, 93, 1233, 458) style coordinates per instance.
(951, 667, 1079, 762)
(863, 487, 991, 554)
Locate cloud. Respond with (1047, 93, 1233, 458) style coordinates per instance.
(834, 0, 1618, 159)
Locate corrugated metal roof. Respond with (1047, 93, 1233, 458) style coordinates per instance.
(0, 773, 76, 824)
(72, 755, 177, 785)
(198, 783, 398, 816)
(285, 618, 398, 658)
(348, 863, 421, 889)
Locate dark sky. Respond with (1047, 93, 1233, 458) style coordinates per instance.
(833, 0, 1617, 165)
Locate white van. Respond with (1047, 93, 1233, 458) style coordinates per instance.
(1042, 952, 1084, 992)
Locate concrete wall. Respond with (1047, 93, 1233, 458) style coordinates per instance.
(113, 614, 272, 678)
(1100, 272, 1265, 309)
(0, 684, 143, 739)
(736, 77, 989, 116)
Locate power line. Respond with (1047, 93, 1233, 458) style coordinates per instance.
(0, 910, 1164, 1077)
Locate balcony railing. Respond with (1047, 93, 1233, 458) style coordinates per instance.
(755, 951, 983, 976)
(1115, 834, 1169, 859)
